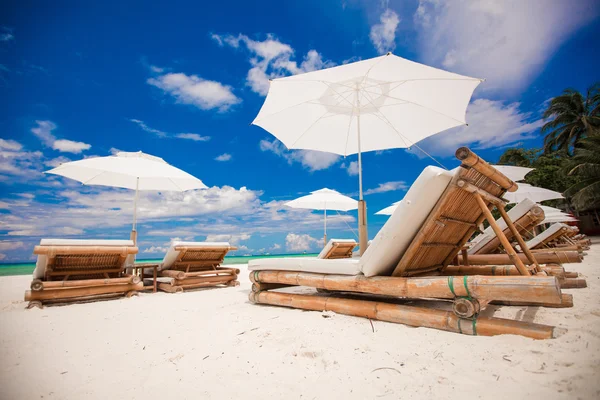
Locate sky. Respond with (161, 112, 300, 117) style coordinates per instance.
(1, 0, 599, 261)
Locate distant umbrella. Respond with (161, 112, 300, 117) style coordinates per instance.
(284, 188, 358, 246)
(503, 183, 563, 204)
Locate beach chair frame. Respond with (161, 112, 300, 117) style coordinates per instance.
(248, 148, 581, 339)
(25, 244, 142, 308)
(157, 245, 240, 293)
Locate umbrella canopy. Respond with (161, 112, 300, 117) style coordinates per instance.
(253, 53, 482, 253)
(375, 200, 401, 216)
(538, 205, 578, 225)
(285, 188, 358, 245)
(492, 165, 533, 182)
(46, 151, 207, 235)
(503, 184, 564, 204)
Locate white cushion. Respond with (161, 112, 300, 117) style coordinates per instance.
(468, 198, 536, 254)
(33, 238, 135, 279)
(359, 166, 454, 277)
(248, 257, 361, 275)
(317, 239, 357, 259)
(161, 241, 232, 269)
(525, 223, 566, 249)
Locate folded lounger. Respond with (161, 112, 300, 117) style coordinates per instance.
(247, 148, 580, 339)
(467, 198, 545, 255)
(25, 239, 141, 308)
(318, 239, 357, 259)
(154, 242, 239, 293)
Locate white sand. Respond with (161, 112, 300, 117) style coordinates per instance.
(1, 244, 599, 400)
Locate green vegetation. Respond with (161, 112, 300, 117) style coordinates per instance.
(497, 82, 599, 212)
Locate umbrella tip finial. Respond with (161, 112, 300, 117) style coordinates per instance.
(386, 52, 392, 56)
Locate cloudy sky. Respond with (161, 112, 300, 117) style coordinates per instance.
(1, 0, 599, 261)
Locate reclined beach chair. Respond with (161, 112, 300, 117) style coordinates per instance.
(318, 239, 357, 259)
(525, 223, 588, 252)
(467, 198, 545, 255)
(247, 148, 582, 339)
(25, 239, 141, 308)
(153, 242, 239, 293)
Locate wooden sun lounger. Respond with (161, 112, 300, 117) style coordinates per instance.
(525, 223, 589, 252)
(25, 239, 142, 308)
(153, 242, 239, 293)
(247, 148, 582, 339)
(318, 239, 357, 259)
(467, 199, 545, 255)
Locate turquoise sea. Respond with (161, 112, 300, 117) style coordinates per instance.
(0, 253, 319, 277)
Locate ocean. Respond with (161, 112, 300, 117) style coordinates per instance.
(0, 253, 319, 277)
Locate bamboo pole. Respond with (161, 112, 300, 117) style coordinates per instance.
(173, 275, 236, 287)
(252, 282, 294, 292)
(249, 271, 562, 304)
(497, 206, 541, 273)
(455, 147, 518, 192)
(358, 200, 368, 255)
(442, 265, 564, 277)
(456, 252, 582, 265)
(491, 294, 573, 308)
(158, 283, 184, 293)
(473, 193, 530, 276)
(560, 279, 587, 289)
(32, 275, 140, 291)
(24, 282, 143, 301)
(249, 291, 559, 339)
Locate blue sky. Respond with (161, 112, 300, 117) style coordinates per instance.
(1, 0, 599, 261)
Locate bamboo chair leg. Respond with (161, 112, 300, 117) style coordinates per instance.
(497, 206, 542, 274)
(473, 193, 530, 276)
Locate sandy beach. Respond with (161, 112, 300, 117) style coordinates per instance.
(1, 244, 599, 400)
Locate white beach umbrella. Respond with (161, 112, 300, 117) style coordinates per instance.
(46, 151, 207, 240)
(375, 200, 401, 216)
(253, 53, 482, 253)
(285, 188, 358, 245)
(538, 215, 578, 225)
(503, 184, 564, 204)
(492, 165, 533, 182)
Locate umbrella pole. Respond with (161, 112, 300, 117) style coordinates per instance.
(324, 208, 327, 247)
(130, 178, 139, 245)
(356, 96, 368, 255)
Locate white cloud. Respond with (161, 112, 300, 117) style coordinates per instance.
(130, 119, 211, 142)
(342, 161, 359, 176)
(205, 233, 251, 244)
(175, 133, 210, 142)
(0, 240, 26, 251)
(364, 181, 408, 195)
(52, 139, 91, 154)
(30, 120, 91, 154)
(147, 72, 241, 112)
(211, 33, 334, 96)
(370, 9, 400, 55)
(259, 138, 339, 171)
(215, 153, 232, 162)
(44, 156, 71, 168)
(143, 246, 168, 253)
(0, 32, 13, 42)
(0, 139, 44, 180)
(418, 98, 544, 156)
(285, 233, 319, 252)
(413, 0, 600, 94)
(129, 118, 168, 137)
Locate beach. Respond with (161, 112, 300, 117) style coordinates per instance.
(1, 245, 599, 400)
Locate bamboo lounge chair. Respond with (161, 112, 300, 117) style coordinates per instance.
(153, 242, 239, 293)
(467, 198, 545, 255)
(525, 223, 588, 252)
(247, 148, 581, 339)
(318, 239, 357, 259)
(25, 239, 141, 308)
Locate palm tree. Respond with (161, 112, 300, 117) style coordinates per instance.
(564, 135, 600, 211)
(541, 83, 600, 154)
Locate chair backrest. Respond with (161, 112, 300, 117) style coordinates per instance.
(318, 239, 357, 259)
(161, 241, 235, 272)
(526, 223, 568, 249)
(33, 239, 137, 280)
(360, 148, 517, 278)
(468, 199, 543, 254)
(359, 166, 455, 277)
